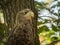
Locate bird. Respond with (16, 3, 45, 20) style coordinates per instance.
(6, 9, 35, 45)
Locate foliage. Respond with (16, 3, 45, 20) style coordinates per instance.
(35, 0, 60, 45)
(0, 23, 6, 45)
(0, 9, 6, 45)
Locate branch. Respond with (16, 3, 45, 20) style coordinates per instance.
(47, 40, 60, 45)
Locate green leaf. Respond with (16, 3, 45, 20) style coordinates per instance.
(57, 2, 60, 6)
(52, 25, 58, 32)
(38, 26, 49, 34)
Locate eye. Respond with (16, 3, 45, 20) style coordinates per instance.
(25, 11, 28, 14)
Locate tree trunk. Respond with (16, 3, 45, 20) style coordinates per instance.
(0, 0, 39, 45)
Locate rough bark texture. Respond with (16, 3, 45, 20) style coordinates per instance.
(0, 0, 39, 45)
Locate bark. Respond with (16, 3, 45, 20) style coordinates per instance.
(0, 0, 40, 45)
